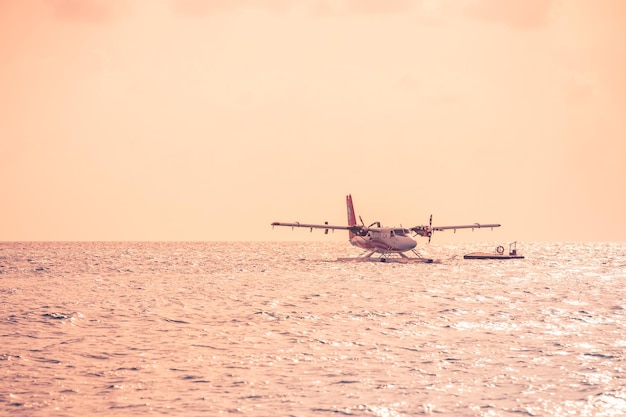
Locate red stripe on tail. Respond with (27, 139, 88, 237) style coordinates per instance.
(346, 194, 357, 239)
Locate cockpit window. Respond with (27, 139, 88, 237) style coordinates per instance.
(394, 229, 409, 236)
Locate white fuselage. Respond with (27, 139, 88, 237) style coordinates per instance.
(350, 228, 417, 253)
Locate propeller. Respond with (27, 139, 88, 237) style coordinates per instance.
(428, 214, 433, 243)
(411, 214, 433, 241)
(359, 216, 380, 229)
(353, 215, 368, 236)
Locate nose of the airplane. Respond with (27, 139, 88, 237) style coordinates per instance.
(401, 237, 417, 251)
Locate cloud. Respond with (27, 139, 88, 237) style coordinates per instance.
(170, 0, 292, 17)
(170, 0, 414, 18)
(336, 0, 414, 15)
(45, 0, 126, 23)
(307, 0, 414, 17)
(463, 0, 554, 29)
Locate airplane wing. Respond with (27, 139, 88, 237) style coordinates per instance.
(271, 222, 363, 234)
(271, 221, 350, 230)
(411, 222, 500, 238)
(432, 223, 501, 232)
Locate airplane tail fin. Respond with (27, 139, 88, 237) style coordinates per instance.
(346, 194, 357, 239)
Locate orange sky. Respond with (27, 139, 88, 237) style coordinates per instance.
(1, 0, 625, 242)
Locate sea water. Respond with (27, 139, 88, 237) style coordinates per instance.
(1, 241, 625, 416)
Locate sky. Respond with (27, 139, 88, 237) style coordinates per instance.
(1, 0, 625, 242)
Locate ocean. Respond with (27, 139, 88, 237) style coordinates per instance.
(1, 241, 625, 416)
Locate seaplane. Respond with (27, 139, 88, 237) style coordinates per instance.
(271, 194, 501, 262)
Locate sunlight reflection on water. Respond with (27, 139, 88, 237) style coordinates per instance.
(0, 241, 625, 416)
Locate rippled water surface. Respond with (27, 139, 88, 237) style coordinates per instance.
(1, 241, 625, 416)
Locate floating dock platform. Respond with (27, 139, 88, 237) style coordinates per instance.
(464, 242, 525, 260)
(337, 256, 435, 263)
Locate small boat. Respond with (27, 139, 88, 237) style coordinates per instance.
(464, 241, 525, 260)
